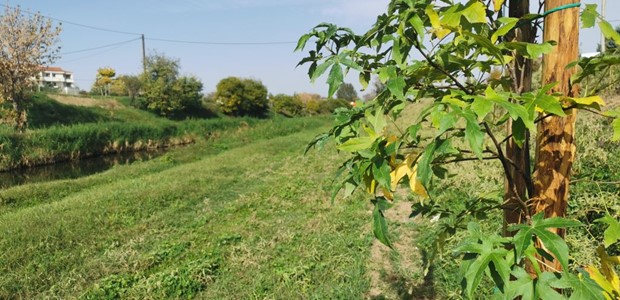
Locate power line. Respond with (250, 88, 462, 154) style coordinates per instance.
(58, 41, 137, 63)
(0, 3, 142, 36)
(61, 37, 141, 55)
(146, 37, 296, 45)
(1, 3, 297, 46)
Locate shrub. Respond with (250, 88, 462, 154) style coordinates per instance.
(271, 94, 304, 117)
(215, 77, 268, 117)
(140, 53, 203, 118)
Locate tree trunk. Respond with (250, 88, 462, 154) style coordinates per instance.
(531, 0, 580, 273)
(12, 98, 27, 133)
(503, 0, 534, 236)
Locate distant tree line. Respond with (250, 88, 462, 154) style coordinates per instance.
(90, 52, 361, 119)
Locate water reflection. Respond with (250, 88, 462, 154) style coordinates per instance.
(0, 150, 165, 189)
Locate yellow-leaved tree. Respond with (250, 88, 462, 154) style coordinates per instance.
(0, 4, 61, 131)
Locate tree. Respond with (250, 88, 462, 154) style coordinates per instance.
(141, 53, 202, 117)
(92, 67, 116, 96)
(215, 77, 268, 117)
(0, 5, 61, 131)
(271, 94, 304, 117)
(336, 82, 358, 101)
(118, 75, 142, 101)
(299, 0, 620, 296)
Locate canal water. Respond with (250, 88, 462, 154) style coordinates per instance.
(0, 150, 166, 189)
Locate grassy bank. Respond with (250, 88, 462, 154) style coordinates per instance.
(0, 94, 267, 170)
(0, 115, 372, 298)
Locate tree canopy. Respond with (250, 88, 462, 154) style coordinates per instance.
(215, 77, 269, 117)
(0, 5, 61, 131)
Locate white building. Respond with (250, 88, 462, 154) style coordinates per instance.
(37, 66, 79, 94)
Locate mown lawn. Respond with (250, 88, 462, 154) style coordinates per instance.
(0, 117, 373, 299)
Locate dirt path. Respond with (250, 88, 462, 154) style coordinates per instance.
(48, 95, 124, 109)
(367, 199, 434, 299)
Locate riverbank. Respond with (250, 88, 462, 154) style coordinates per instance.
(0, 113, 371, 299)
(0, 94, 261, 171)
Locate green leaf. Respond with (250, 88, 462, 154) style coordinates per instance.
(491, 17, 519, 43)
(581, 4, 598, 29)
(327, 64, 344, 98)
(337, 137, 376, 152)
(596, 215, 620, 248)
(341, 57, 363, 72)
(295, 33, 311, 51)
(511, 118, 526, 148)
(378, 66, 397, 83)
(372, 157, 391, 189)
(462, 1, 487, 24)
(387, 77, 406, 99)
(311, 60, 334, 83)
(409, 14, 425, 43)
(526, 43, 554, 59)
(600, 20, 620, 45)
(484, 87, 533, 128)
(372, 204, 393, 249)
(553, 272, 605, 300)
(366, 107, 387, 133)
(504, 268, 535, 300)
(536, 272, 567, 300)
(532, 94, 566, 117)
(462, 110, 485, 159)
(359, 72, 370, 90)
(471, 96, 494, 121)
(510, 213, 581, 271)
(612, 118, 620, 141)
(464, 32, 504, 64)
(437, 111, 458, 136)
(417, 139, 439, 188)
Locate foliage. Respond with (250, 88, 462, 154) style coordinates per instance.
(117, 75, 142, 100)
(585, 216, 620, 300)
(140, 53, 203, 117)
(298, 0, 620, 298)
(336, 82, 358, 101)
(215, 77, 269, 117)
(91, 67, 116, 96)
(271, 94, 304, 117)
(0, 5, 61, 131)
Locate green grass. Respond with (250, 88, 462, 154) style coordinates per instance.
(0, 116, 373, 299)
(0, 93, 280, 170)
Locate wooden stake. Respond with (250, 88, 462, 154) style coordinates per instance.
(531, 0, 581, 273)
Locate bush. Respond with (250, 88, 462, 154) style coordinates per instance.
(215, 77, 268, 117)
(141, 53, 203, 118)
(271, 94, 304, 117)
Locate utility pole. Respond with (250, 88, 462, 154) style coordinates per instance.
(601, 0, 607, 53)
(141, 34, 146, 74)
(531, 0, 580, 273)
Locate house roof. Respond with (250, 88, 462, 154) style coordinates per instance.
(39, 66, 72, 74)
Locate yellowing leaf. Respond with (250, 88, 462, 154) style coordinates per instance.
(588, 245, 620, 300)
(382, 187, 394, 201)
(573, 96, 606, 106)
(366, 177, 377, 194)
(425, 5, 441, 29)
(585, 266, 614, 300)
(409, 165, 428, 198)
(494, 0, 505, 12)
(462, 1, 487, 24)
(425, 5, 451, 39)
(390, 163, 411, 191)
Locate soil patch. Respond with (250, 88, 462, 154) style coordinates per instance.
(49, 95, 124, 109)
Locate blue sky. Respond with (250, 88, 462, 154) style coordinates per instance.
(8, 0, 619, 97)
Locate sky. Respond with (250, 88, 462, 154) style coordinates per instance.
(7, 0, 620, 97)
